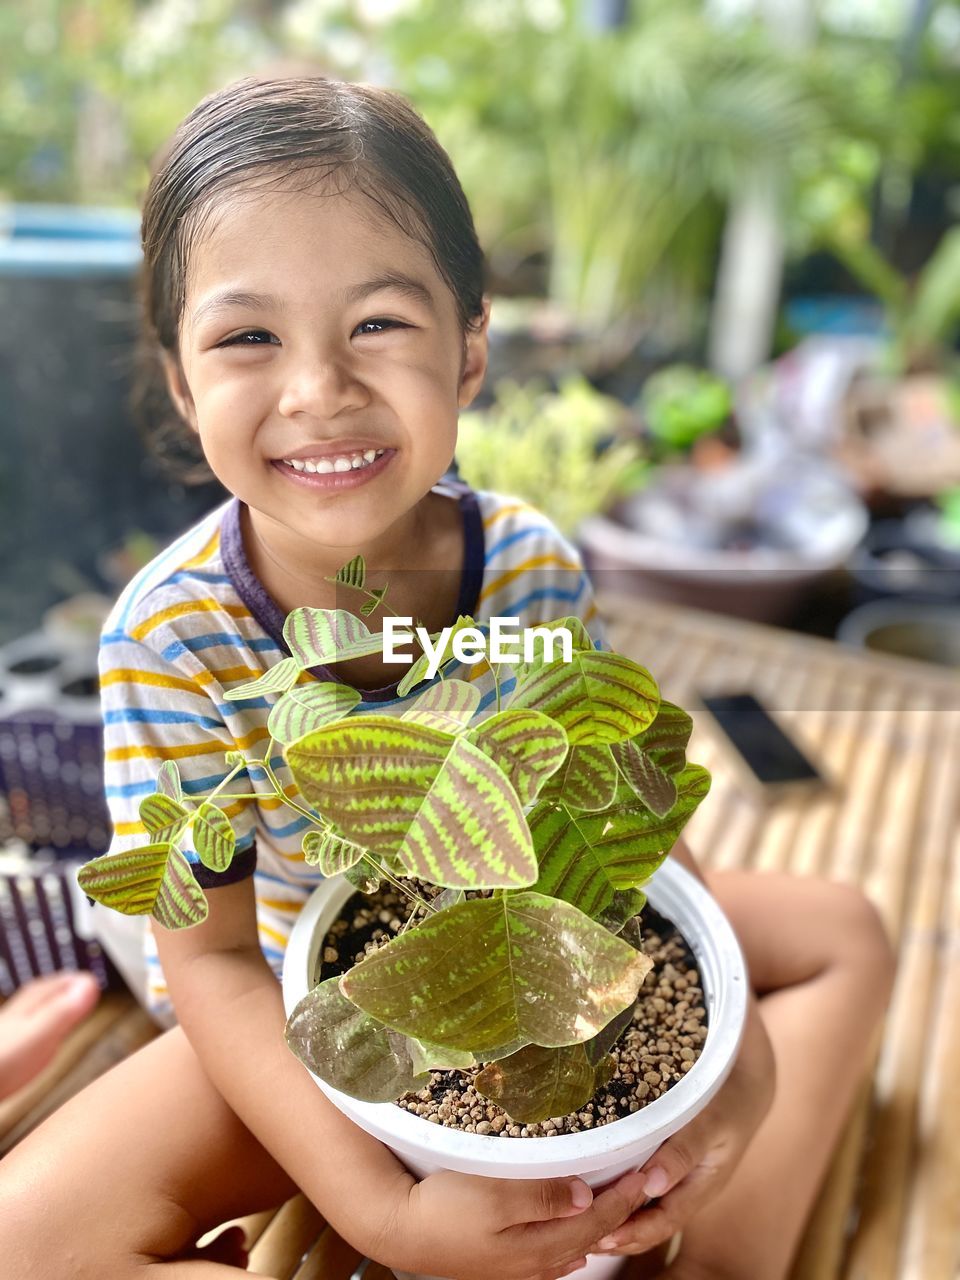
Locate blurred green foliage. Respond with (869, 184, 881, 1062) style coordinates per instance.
(2, 0, 958, 345)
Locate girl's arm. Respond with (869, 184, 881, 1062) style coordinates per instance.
(152, 879, 638, 1277)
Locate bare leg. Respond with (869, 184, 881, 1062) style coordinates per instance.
(0, 1024, 299, 1279)
(659, 871, 896, 1280)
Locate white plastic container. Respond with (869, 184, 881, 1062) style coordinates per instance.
(283, 860, 748, 1280)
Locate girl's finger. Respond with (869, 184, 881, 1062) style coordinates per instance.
(635, 1127, 710, 1201)
(592, 1162, 722, 1255)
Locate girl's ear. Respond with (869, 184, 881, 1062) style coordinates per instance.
(457, 296, 491, 410)
(160, 351, 199, 432)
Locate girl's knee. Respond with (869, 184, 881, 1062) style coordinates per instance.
(821, 881, 897, 1004)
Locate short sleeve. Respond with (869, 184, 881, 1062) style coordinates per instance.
(97, 621, 258, 888)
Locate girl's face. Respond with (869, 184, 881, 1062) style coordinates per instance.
(163, 181, 488, 553)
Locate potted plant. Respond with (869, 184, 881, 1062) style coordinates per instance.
(78, 561, 748, 1280)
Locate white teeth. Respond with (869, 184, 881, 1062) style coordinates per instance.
(282, 448, 385, 474)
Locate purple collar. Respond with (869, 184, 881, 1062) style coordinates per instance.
(219, 482, 485, 703)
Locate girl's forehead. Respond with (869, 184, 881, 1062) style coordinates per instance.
(186, 183, 439, 299)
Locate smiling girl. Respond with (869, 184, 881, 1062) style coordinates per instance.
(0, 76, 894, 1280)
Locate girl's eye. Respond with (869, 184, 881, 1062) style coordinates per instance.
(218, 330, 277, 347)
(354, 318, 407, 336)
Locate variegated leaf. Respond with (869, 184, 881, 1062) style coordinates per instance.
(396, 735, 538, 889)
(287, 719, 537, 888)
(528, 764, 711, 920)
(511, 651, 660, 746)
(267, 681, 362, 745)
(156, 760, 183, 803)
(139, 792, 189, 844)
(193, 802, 236, 872)
(224, 656, 301, 702)
(538, 744, 618, 812)
(287, 718, 452, 859)
(400, 679, 481, 733)
(154, 847, 209, 928)
(360, 585, 388, 617)
(282, 608, 385, 666)
(303, 829, 369, 876)
(611, 740, 677, 817)
(334, 554, 366, 590)
(342, 892, 649, 1057)
(632, 701, 693, 774)
(284, 977, 429, 1103)
(467, 709, 569, 806)
(474, 1042, 616, 1124)
(78, 844, 177, 917)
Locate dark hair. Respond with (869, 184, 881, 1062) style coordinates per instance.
(134, 75, 488, 484)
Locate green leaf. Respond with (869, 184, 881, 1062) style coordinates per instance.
(396, 615, 480, 696)
(138, 793, 189, 844)
(282, 608, 385, 667)
(631, 701, 693, 774)
(285, 977, 429, 1103)
(467, 709, 569, 806)
(360, 585, 388, 617)
(511, 651, 660, 745)
(538, 744, 618, 811)
(342, 892, 651, 1057)
(343, 860, 382, 894)
(224, 750, 247, 771)
(400, 679, 481, 732)
(474, 1042, 615, 1124)
(193, 802, 236, 873)
(156, 760, 183, 803)
(335, 554, 366, 590)
(224, 656, 301, 702)
(77, 844, 207, 929)
(529, 764, 711, 920)
(267, 681, 362, 746)
(511, 615, 596, 684)
(611, 740, 677, 817)
(596, 889, 648, 934)
(288, 718, 538, 889)
(409, 1039, 476, 1074)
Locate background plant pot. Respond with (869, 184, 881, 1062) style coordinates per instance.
(283, 861, 749, 1280)
(0, 631, 66, 710)
(579, 457, 868, 624)
(837, 600, 960, 668)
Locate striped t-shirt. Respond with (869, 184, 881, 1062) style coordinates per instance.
(97, 479, 604, 1023)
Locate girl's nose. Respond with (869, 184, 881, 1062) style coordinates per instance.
(277, 357, 369, 420)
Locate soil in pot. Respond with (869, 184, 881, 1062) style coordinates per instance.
(316, 884, 708, 1135)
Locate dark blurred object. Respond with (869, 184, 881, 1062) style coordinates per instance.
(847, 513, 960, 609)
(0, 204, 225, 647)
(0, 631, 110, 856)
(838, 601, 960, 669)
(0, 849, 112, 996)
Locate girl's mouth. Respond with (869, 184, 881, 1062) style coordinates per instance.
(271, 447, 394, 490)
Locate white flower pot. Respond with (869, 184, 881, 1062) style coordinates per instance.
(283, 861, 749, 1280)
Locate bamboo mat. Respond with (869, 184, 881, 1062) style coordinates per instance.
(2, 598, 957, 1279)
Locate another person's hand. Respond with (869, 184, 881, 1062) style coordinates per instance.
(591, 994, 776, 1257)
(382, 1165, 651, 1280)
(0, 971, 101, 1099)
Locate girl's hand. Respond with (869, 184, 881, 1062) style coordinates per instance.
(592, 995, 776, 1257)
(378, 1166, 651, 1280)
